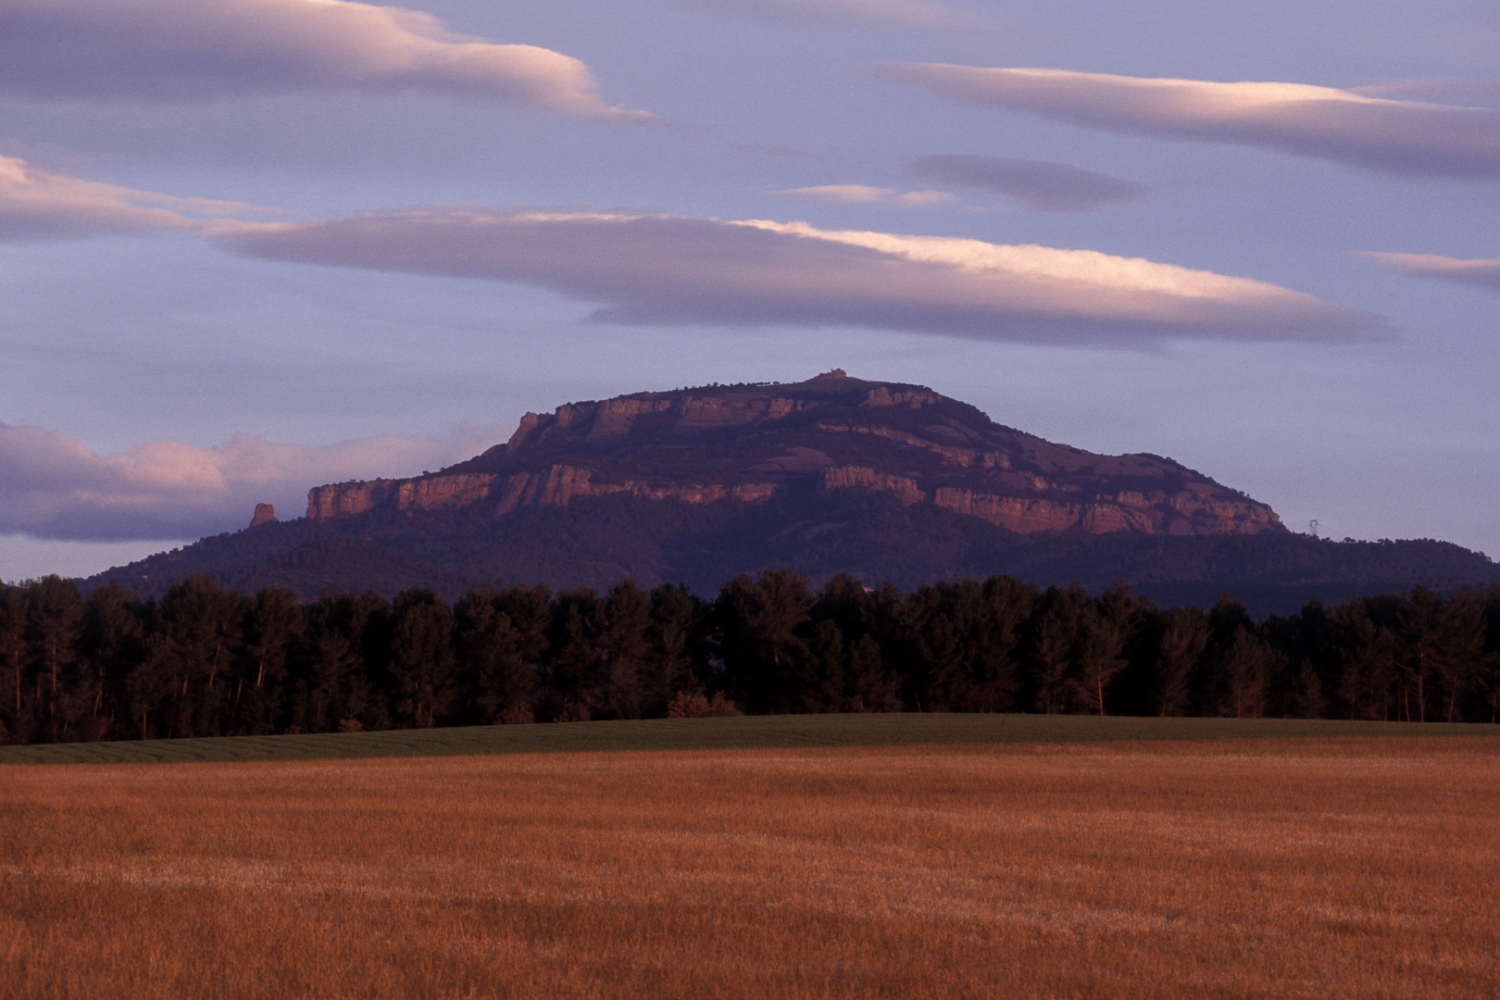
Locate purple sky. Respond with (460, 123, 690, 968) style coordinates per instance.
(2, 0, 1497, 580)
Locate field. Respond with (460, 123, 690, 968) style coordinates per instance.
(3, 722, 1498, 999)
(3, 713, 1499, 765)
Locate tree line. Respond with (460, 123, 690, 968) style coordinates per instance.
(2, 570, 1498, 745)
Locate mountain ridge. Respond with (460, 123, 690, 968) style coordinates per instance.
(82, 371, 1499, 616)
(302, 370, 1283, 538)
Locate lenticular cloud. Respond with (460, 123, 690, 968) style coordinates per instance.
(224, 208, 1391, 346)
(773, 185, 955, 207)
(1357, 252, 1500, 293)
(904, 154, 1149, 213)
(0, 0, 649, 120)
(0, 154, 266, 240)
(877, 64, 1500, 179)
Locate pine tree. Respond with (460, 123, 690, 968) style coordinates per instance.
(389, 588, 456, 728)
(1155, 606, 1210, 716)
(713, 570, 813, 714)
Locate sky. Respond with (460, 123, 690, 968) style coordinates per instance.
(1, 0, 1496, 582)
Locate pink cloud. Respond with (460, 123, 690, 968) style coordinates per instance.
(0, 422, 506, 541)
(1352, 80, 1500, 108)
(876, 64, 1500, 179)
(0, 0, 650, 120)
(1356, 252, 1500, 292)
(773, 184, 956, 206)
(224, 207, 1390, 346)
(0, 154, 269, 239)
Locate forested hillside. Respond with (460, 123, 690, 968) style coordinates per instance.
(85, 494, 1499, 618)
(4, 571, 1498, 746)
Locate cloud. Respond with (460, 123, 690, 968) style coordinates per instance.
(223, 207, 1390, 347)
(904, 154, 1148, 213)
(1352, 80, 1500, 108)
(0, 423, 503, 541)
(875, 64, 1500, 179)
(1356, 252, 1500, 293)
(680, 0, 974, 28)
(0, 154, 269, 239)
(773, 184, 956, 206)
(0, 0, 649, 120)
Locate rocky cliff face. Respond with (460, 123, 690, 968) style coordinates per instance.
(306, 468, 777, 520)
(306, 370, 1283, 537)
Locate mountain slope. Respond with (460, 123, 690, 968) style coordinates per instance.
(305, 369, 1283, 538)
(86, 371, 1498, 615)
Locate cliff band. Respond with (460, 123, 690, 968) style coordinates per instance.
(306, 370, 1282, 537)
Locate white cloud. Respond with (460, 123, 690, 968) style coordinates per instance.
(1352, 80, 1500, 108)
(0, 0, 649, 120)
(876, 64, 1500, 179)
(0, 154, 269, 239)
(223, 207, 1390, 347)
(0, 422, 505, 541)
(1356, 252, 1500, 292)
(773, 184, 956, 206)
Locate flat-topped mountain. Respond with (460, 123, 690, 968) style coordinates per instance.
(87, 372, 1497, 615)
(304, 369, 1282, 538)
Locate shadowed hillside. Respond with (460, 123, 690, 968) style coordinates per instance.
(84, 372, 1497, 615)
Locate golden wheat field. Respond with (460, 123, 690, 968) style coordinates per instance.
(3, 738, 1498, 999)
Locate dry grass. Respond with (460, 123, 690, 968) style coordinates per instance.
(3, 739, 1498, 999)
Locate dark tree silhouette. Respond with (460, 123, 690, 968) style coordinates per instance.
(714, 570, 814, 714)
(597, 581, 653, 720)
(389, 588, 456, 728)
(292, 590, 391, 733)
(1332, 599, 1388, 719)
(642, 583, 704, 717)
(456, 587, 528, 724)
(1214, 625, 1281, 719)
(1, 574, 1497, 745)
(545, 587, 603, 721)
(140, 575, 244, 738)
(27, 576, 86, 742)
(1030, 584, 1095, 714)
(1154, 606, 1210, 717)
(79, 581, 147, 738)
(1070, 582, 1142, 716)
(238, 587, 303, 734)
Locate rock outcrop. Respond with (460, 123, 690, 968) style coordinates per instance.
(308, 467, 777, 521)
(306, 480, 395, 520)
(820, 465, 924, 506)
(248, 503, 278, 529)
(303, 372, 1284, 537)
(491, 467, 775, 515)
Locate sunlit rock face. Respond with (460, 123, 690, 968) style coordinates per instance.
(306, 370, 1283, 537)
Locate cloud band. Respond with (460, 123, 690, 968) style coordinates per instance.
(0, 0, 649, 119)
(1358, 252, 1500, 292)
(877, 64, 1500, 179)
(224, 208, 1391, 346)
(904, 154, 1148, 212)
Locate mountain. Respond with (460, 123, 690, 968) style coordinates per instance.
(87, 371, 1498, 615)
(308, 369, 1282, 536)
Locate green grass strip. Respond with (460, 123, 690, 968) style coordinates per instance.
(2, 714, 1498, 766)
